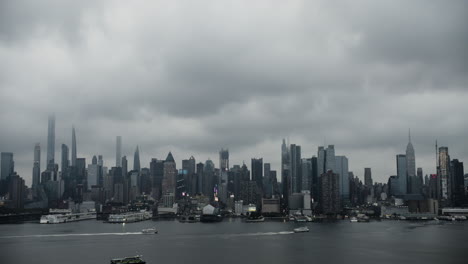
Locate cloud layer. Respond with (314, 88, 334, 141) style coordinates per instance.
(1, 0, 467, 185)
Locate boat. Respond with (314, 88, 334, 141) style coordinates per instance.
(350, 216, 358, 223)
(293, 226, 309, 233)
(141, 228, 158, 234)
(294, 216, 307, 222)
(110, 255, 145, 264)
(40, 209, 96, 224)
(107, 210, 152, 223)
(245, 215, 265, 222)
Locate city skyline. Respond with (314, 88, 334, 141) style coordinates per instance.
(1, 114, 465, 187)
(1, 1, 467, 187)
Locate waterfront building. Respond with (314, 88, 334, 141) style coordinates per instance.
(182, 156, 196, 195)
(150, 158, 164, 200)
(320, 170, 341, 214)
(281, 139, 291, 209)
(450, 159, 465, 206)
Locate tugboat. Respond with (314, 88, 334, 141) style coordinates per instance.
(293, 226, 309, 233)
(110, 255, 145, 264)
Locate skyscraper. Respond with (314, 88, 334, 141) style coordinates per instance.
(364, 168, 373, 187)
(1, 152, 14, 181)
(406, 130, 416, 179)
(71, 126, 77, 167)
(335, 156, 349, 200)
(325, 145, 336, 173)
(61, 144, 69, 174)
(133, 146, 140, 171)
(32, 144, 41, 188)
(46, 114, 55, 166)
(317, 146, 326, 176)
(251, 158, 263, 192)
(320, 170, 341, 214)
(396, 154, 407, 196)
(438, 147, 450, 200)
(162, 152, 177, 195)
(116, 136, 122, 167)
(281, 139, 291, 211)
(150, 158, 165, 200)
(301, 158, 312, 192)
(290, 144, 301, 193)
(121, 156, 128, 178)
(450, 159, 465, 206)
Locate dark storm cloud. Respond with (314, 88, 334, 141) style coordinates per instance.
(0, 0, 467, 185)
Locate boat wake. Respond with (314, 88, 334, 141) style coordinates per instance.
(0, 232, 143, 239)
(224, 231, 294, 238)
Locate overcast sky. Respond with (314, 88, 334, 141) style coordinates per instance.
(1, 0, 467, 186)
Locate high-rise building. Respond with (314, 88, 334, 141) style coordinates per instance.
(150, 158, 165, 200)
(203, 159, 215, 198)
(406, 130, 416, 179)
(32, 144, 41, 188)
(317, 147, 326, 176)
(219, 149, 229, 172)
(182, 156, 196, 195)
(281, 139, 291, 210)
(251, 158, 263, 192)
(71, 126, 77, 167)
(263, 163, 273, 198)
(325, 145, 336, 173)
(46, 114, 55, 166)
(162, 152, 177, 195)
(335, 156, 349, 200)
(310, 156, 319, 201)
(121, 156, 128, 178)
(133, 146, 140, 172)
(8, 173, 26, 209)
(116, 136, 122, 167)
(396, 154, 407, 196)
(364, 168, 373, 187)
(301, 158, 312, 192)
(196, 162, 204, 194)
(88, 160, 100, 187)
(61, 144, 69, 174)
(438, 147, 450, 200)
(1, 152, 14, 181)
(450, 159, 465, 206)
(320, 170, 341, 214)
(290, 144, 301, 193)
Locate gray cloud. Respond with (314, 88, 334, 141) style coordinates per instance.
(0, 0, 467, 186)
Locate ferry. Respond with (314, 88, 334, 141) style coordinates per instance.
(293, 226, 310, 233)
(110, 255, 146, 264)
(107, 210, 152, 223)
(40, 209, 96, 224)
(245, 215, 265, 223)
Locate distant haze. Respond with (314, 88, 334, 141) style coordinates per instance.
(1, 1, 467, 186)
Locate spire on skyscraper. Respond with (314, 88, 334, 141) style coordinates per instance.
(46, 114, 55, 166)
